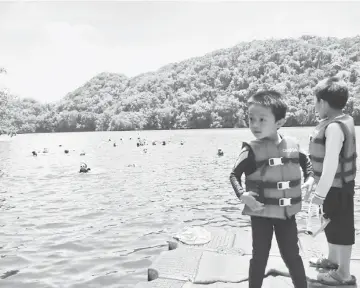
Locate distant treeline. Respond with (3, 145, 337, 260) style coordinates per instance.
(1, 35, 360, 134)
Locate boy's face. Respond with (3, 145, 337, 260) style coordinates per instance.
(314, 96, 326, 119)
(248, 104, 283, 140)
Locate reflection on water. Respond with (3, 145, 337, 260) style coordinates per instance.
(0, 128, 359, 287)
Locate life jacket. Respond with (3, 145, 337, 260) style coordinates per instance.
(308, 114, 357, 188)
(243, 135, 302, 220)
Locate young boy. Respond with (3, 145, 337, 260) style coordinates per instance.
(308, 77, 357, 286)
(230, 90, 314, 288)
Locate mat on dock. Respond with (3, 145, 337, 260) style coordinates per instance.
(135, 275, 294, 288)
(136, 226, 360, 288)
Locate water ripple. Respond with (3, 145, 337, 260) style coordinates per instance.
(1, 129, 360, 287)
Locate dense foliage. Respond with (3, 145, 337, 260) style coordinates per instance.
(1, 35, 360, 133)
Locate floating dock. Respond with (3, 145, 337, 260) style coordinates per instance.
(135, 226, 360, 288)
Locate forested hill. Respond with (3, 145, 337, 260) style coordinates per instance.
(1, 35, 360, 133)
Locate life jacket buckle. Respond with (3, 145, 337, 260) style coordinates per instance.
(269, 157, 283, 166)
(277, 181, 290, 190)
(279, 198, 292, 206)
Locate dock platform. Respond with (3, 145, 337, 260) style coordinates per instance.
(135, 226, 360, 288)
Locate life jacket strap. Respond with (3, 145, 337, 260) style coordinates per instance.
(314, 167, 356, 179)
(247, 178, 301, 189)
(256, 157, 299, 168)
(310, 152, 357, 163)
(340, 152, 357, 163)
(261, 196, 302, 206)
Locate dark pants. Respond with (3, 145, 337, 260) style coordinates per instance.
(249, 216, 307, 288)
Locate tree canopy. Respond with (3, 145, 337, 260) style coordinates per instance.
(2, 35, 360, 133)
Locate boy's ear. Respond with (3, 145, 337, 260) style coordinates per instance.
(320, 99, 328, 109)
(276, 118, 286, 128)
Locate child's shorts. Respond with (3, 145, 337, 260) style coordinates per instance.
(322, 180, 355, 245)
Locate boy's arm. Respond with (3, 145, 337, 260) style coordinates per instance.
(229, 143, 256, 199)
(299, 149, 314, 181)
(314, 123, 344, 200)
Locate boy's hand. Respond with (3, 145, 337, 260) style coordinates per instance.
(301, 176, 315, 202)
(240, 191, 264, 211)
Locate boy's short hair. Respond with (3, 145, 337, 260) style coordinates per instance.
(247, 90, 287, 121)
(314, 77, 348, 109)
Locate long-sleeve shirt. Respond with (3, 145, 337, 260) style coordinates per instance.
(313, 122, 344, 200)
(230, 141, 314, 200)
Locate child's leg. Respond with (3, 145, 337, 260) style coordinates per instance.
(249, 216, 273, 288)
(335, 244, 352, 279)
(309, 242, 338, 269)
(327, 242, 338, 264)
(317, 244, 354, 284)
(274, 216, 307, 288)
(320, 181, 355, 282)
(322, 189, 339, 265)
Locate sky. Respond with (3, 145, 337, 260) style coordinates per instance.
(1, 1, 360, 103)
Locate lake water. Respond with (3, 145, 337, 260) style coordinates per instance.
(1, 128, 359, 288)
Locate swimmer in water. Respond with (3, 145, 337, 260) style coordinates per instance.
(79, 163, 91, 173)
(217, 148, 224, 156)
